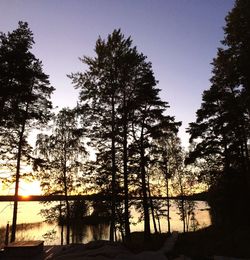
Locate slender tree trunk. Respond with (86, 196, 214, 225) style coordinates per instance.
(156, 211, 161, 234)
(114, 228, 117, 242)
(65, 203, 70, 245)
(117, 207, 125, 242)
(10, 85, 33, 242)
(147, 175, 158, 233)
(166, 177, 171, 233)
(180, 187, 186, 233)
(10, 120, 26, 242)
(63, 170, 70, 245)
(110, 93, 116, 242)
(186, 215, 190, 233)
(123, 95, 130, 240)
(178, 175, 186, 233)
(63, 145, 70, 245)
(60, 201, 64, 245)
(140, 124, 150, 241)
(181, 201, 186, 233)
(186, 211, 190, 232)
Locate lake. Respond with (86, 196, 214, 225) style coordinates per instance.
(0, 200, 211, 245)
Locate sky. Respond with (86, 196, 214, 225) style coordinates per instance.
(0, 0, 235, 148)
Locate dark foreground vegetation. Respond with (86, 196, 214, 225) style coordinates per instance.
(124, 231, 170, 253)
(118, 227, 250, 258)
(0, 0, 249, 257)
(173, 226, 250, 259)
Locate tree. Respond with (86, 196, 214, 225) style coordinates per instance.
(70, 29, 180, 241)
(154, 133, 181, 233)
(160, 135, 194, 233)
(187, 0, 250, 227)
(187, 0, 250, 180)
(222, 0, 250, 175)
(130, 80, 180, 239)
(70, 29, 142, 241)
(35, 108, 86, 244)
(0, 22, 54, 242)
(70, 30, 127, 241)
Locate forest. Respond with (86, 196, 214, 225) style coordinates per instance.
(0, 0, 249, 256)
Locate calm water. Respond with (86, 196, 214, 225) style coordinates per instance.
(0, 201, 211, 245)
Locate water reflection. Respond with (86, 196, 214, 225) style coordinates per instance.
(45, 223, 109, 244)
(89, 224, 109, 241)
(0, 201, 211, 245)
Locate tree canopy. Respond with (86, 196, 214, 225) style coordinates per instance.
(187, 0, 250, 178)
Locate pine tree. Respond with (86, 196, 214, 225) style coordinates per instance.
(187, 0, 250, 227)
(69, 29, 144, 240)
(70, 29, 179, 241)
(187, 0, 250, 178)
(0, 22, 54, 242)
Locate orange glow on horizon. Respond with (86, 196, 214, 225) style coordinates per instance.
(21, 194, 30, 199)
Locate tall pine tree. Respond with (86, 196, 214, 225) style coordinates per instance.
(0, 22, 54, 242)
(70, 29, 180, 241)
(187, 0, 250, 227)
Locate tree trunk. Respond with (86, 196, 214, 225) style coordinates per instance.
(10, 116, 27, 242)
(166, 177, 171, 233)
(123, 95, 130, 240)
(181, 197, 186, 233)
(140, 125, 150, 241)
(62, 144, 70, 245)
(110, 93, 116, 242)
(63, 172, 70, 245)
(117, 207, 125, 242)
(147, 175, 158, 233)
(156, 211, 161, 233)
(60, 201, 64, 245)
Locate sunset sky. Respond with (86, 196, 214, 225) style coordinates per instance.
(0, 0, 234, 148)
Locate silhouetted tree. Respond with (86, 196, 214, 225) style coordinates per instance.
(34, 108, 86, 244)
(0, 22, 54, 242)
(187, 0, 250, 227)
(154, 133, 181, 233)
(70, 30, 125, 241)
(187, 0, 249, 177)
(129, 76, 180, 239)
(70, 29, 179, 241)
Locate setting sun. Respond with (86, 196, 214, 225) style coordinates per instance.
(18, 180, 42, 196)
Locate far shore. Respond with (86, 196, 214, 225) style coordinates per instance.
(0, 192, 208, 202)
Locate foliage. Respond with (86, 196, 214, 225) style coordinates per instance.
(187, 0, 250, 228)
(35, 107, 86, 244)
(187, 0, 249, 177)
(34, 108, 86, 195)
